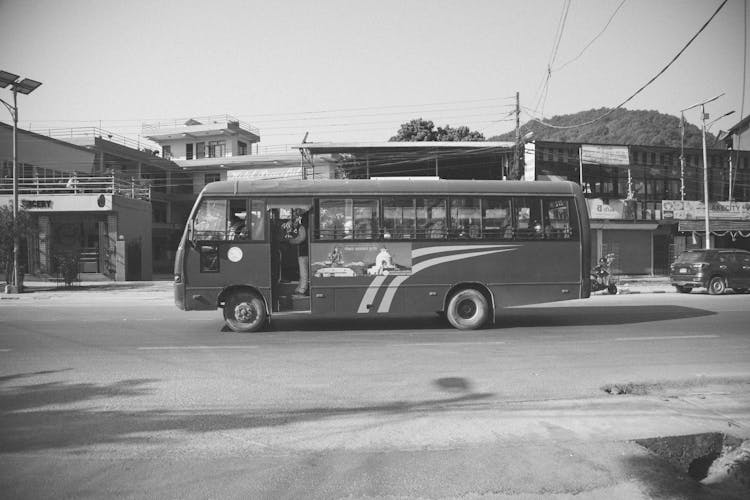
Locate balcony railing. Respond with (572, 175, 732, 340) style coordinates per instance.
(0, 175, 151, 201)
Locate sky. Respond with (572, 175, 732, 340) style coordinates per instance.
(0, 0, 748, 151)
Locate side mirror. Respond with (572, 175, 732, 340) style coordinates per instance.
(187, 220, 197, 247)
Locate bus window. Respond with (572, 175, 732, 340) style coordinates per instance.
(417, 198, 447, 239)
(383, 198, 416, 239)
(194, 199, 228, 241)
(318, 199, 353, 239)
(353, 199, 378, 239)
(450, 198, 481, 239)
(227, 199, 248, 240)
(249, 200, 265, 240)
(482, 197, 512, 240)
(542, 198, 573, 239)
(513, 197, 544, 239)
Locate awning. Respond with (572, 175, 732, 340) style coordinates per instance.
(678, 220, 750, 232)
(590, 222, 658, 230)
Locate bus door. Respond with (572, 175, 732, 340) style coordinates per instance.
(267, 199, 312, 313)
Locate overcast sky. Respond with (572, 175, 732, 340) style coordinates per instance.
(1, 0, 747, 149)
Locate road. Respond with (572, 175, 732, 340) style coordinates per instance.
(1, 289, 749, 499)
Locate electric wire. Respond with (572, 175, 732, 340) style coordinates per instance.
(531, 0, 729, 130)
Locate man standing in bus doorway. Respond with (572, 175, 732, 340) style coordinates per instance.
(284, 208, 309, 296)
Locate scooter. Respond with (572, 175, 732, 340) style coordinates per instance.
(591, 258, 617, 294)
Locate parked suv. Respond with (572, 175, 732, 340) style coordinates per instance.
(670, 248, 750, 294)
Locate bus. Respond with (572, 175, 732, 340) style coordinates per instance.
(174, 178, 590, 332)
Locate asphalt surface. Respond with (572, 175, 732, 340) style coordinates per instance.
(1, 277, 749, 499)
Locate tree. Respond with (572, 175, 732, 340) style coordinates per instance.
(390, 118, 485, 142)
(0, 203, 32, 285)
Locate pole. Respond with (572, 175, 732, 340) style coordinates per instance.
(679, 113, 685, 200)
(514, 91, 520, 178)
(701, 104, 710, 249)
(11, 87, 19, 292)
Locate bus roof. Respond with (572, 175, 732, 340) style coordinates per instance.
(201, 178, 581, 197)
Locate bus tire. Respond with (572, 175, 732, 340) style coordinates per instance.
(223, 291, 267, 332)
(445, 288, 489, 330)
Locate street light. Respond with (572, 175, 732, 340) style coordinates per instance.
(681, 93, 723, 250)
(0, 70, 42, 293)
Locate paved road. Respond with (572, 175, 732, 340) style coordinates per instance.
(1, 290, 749, 499)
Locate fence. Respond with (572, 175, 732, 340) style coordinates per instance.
(0, 175, 151, 201)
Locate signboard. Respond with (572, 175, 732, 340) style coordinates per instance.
(227, 167, 303, 180)
(662, 200, 750, 221)
(586, 198, 637, 220)
(580, 145, 630, 166)
(2, 194, 114, 212)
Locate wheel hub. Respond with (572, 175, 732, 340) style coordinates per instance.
(457, 299, 477, 319)
(235, 302, 257, 323)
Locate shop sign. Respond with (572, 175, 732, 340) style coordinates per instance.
(661, 200, 750, 221)
(587, 198, 637, 219)
(581, 145, 630, 166)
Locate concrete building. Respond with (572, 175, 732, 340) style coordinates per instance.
(0, 123, 192, 281)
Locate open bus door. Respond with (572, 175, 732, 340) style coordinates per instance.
(268, 201, 312, 313)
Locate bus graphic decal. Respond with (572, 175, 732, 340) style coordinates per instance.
(361, 244, 520, 314)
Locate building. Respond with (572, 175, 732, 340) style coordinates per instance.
(142, 115, 341, 192)
(525, 139, 750, 274)
(0, 123, 192, 281)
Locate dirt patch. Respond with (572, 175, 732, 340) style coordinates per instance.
(635, 433, 750, 497)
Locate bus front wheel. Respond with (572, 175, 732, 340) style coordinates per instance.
(446, 289, 489, 330)
(223, 292, 267, 332)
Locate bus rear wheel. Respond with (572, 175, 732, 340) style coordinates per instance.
(223, 292, 267, 332)
(446, 289, 489, 330)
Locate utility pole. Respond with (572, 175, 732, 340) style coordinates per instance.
(679, 113, 685, 200)
(682, 93, 724, 250)
(513, 92, 520, 179)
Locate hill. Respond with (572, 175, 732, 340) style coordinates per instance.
(488, 108, 714, 148)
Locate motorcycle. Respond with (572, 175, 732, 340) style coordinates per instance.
(591, 257, 617, 294)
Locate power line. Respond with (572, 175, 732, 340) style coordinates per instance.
(531, 0, 729, 130)
(553, 0, 627, 72)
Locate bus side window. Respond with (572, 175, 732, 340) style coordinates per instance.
(383, 197, 415, 239)
(449, 197, 481, 239)
(482, 197, 512, 240)
(513, 197, 543, 239)
(417, 198, 447, 239)
(318, 199, 352, 240)
(542, 198, 572, 240)
(353, 199, 378, 239)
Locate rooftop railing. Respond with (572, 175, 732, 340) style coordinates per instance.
(0, 174, 151, 201)
(141, 114, 260, 137)
(30, 127, 157, 151)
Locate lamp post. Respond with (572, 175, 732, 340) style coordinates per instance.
(681, 93, 723, 250)
(0, 70, 42, 293)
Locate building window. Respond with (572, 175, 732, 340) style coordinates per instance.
(186, 144, 193, 160)
(207, 141, 226, 158)
(204, 173, 220, 185)
(162, 145, 172, 159)
(238, 141, 248, 156)
(196, 142, 205, 159)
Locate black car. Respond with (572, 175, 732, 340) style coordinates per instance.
(669, 248, 750, 294)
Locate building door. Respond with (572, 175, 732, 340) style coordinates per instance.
(653, 234, 670, 275)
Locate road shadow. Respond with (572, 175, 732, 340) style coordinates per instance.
(499, 304, 715, 328)
(242, 304, 716, 333)
(0, 375, 492, 453)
